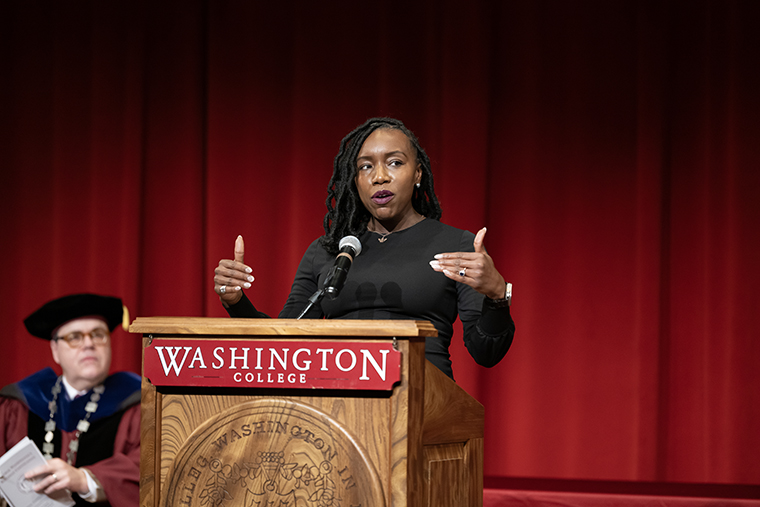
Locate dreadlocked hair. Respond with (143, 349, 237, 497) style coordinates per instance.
(319, 117, 442, 255)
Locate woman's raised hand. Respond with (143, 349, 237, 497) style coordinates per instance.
(214, 235, 254, 307)
(429, 227, 507, 300)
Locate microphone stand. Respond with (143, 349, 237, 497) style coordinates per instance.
(296, 288, 325, 320)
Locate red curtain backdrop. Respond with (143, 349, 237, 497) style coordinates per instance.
(1, 0, 758, 486)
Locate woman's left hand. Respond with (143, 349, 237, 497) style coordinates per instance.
(430, 227, 506, 300)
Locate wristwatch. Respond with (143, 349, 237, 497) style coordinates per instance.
(486, 282, 512, 307)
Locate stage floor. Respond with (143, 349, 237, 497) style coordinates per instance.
(484, 478, 760, 507)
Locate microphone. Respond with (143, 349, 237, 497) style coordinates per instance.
(323, 235, 362, 299)
(295, 235, 362, 319)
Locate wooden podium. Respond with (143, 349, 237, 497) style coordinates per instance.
(131, 317, 484, 507)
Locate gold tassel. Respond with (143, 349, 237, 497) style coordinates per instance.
(122, 304, 130, 331)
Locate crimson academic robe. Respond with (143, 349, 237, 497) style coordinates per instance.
(0, 368, 140, 507)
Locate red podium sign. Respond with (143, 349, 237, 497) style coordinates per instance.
(144, 338, 401, 390)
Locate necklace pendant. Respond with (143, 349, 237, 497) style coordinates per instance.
(45, 376, 104, 466)
(378, 236, 388, 243)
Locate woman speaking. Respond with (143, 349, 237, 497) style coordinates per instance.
(214, 117, 514, 380)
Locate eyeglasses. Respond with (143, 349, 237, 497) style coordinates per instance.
(55, 329, 110, 348)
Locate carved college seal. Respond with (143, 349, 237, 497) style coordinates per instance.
(162, 399, 385, 507)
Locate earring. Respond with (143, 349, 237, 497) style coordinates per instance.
(416, 182, 421, 188)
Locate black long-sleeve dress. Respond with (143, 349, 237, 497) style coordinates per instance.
(226, 218, 514, 379)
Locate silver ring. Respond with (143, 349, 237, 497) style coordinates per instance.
(51, 473, 58, 482)
(220, 285, 226, 294)
(459, 267, 467, 277)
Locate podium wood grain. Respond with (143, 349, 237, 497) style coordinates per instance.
(135, 317, 483, 507)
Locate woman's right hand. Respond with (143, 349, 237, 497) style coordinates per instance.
(214, 235, 254, 307)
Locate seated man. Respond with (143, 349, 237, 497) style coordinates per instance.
(0, 294, 140, 507)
